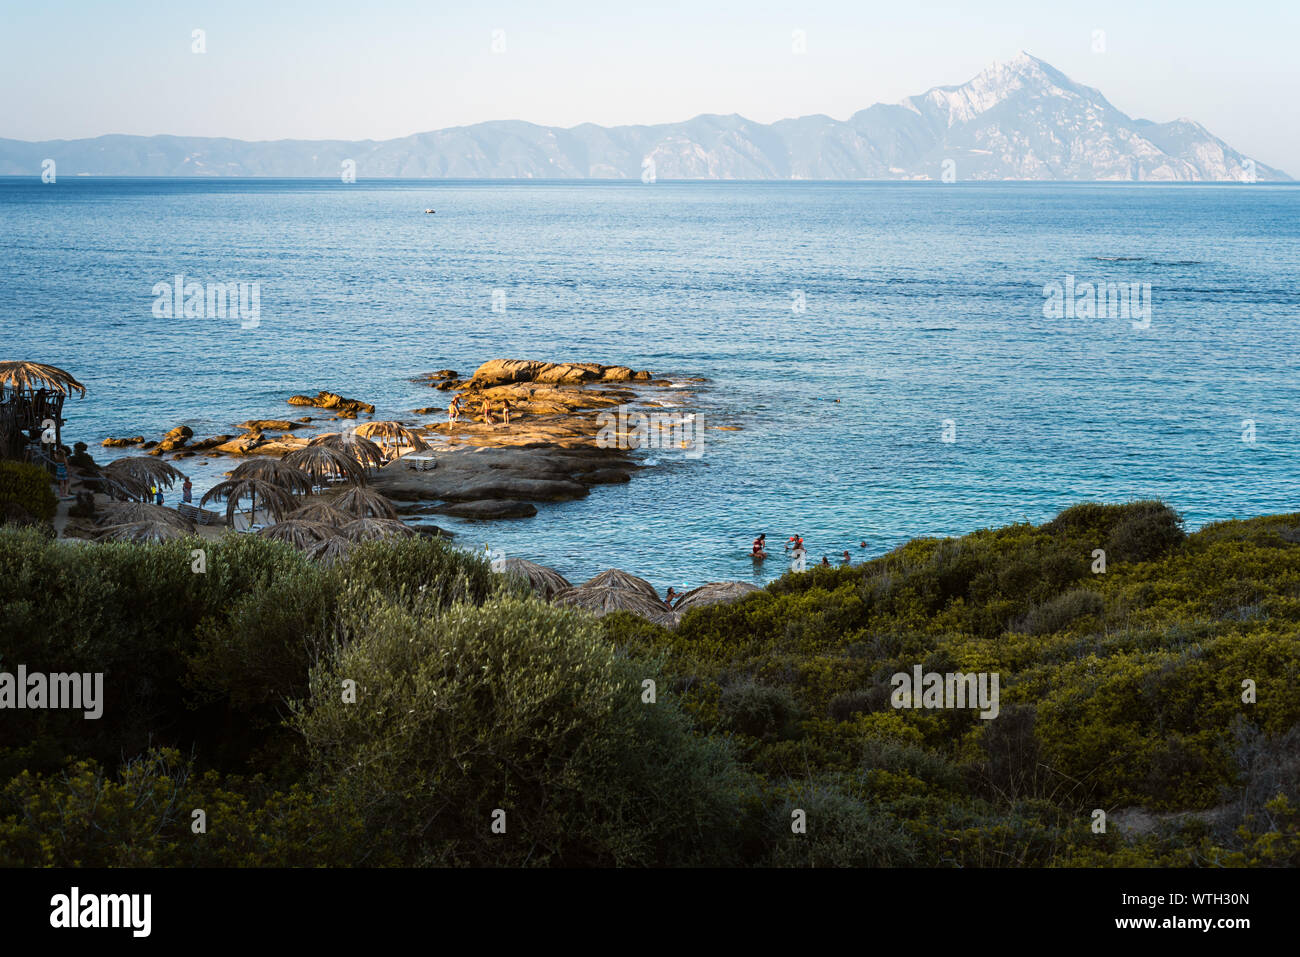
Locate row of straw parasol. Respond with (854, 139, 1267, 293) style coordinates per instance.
(92, 428, 423, 559)
(211, 433, 413, 562)
(494, 559, 760, 628)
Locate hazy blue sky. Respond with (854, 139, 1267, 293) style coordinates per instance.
(3, 0, 1297, 171)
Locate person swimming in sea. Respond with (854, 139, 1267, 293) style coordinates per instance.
(752, 533, 767, 559)
(841, 550, 851, 565)
(820, 555, 831, 567)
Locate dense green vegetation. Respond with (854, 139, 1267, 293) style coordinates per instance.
(1, 501, 1296, 866)
(0, 461, 58, 523)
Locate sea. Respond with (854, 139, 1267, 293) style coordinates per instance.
(2, 177, 1297, 589)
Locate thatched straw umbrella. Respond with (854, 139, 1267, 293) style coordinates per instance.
(338, 517, 415, 542)
(102, 457, 187, 499)
(0, 361, 86, 396)
(553, 584, 672, 621)
(329, 485, 399, 520)
(96, 501, 196, 531)
(98, 469, 152, 502)
(581, 569, 661, 602)
(93, 520, 189, 543)
(672, 581, 761, 612)
(497, 557, 571, 599)
(288, 501, 353, 526)
(230, 458, 314, 496)
(354, 421, 430, 460)
(256, 519, 338, 549)
(309, 432, 386, 470)
(202, 477, 296, 527)
(304, 536, 353, 566)
(283, 445, 365, 489)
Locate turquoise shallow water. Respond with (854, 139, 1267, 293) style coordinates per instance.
(1, 178, 1297, 589)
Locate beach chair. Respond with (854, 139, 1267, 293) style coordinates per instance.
(178, 502, 222, 526)
(404, 453, 437, 472)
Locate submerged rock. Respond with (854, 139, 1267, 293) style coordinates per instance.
(413, 523, 455, 538)
(431, 500, 538, 519)
(575, 469, 631, 484)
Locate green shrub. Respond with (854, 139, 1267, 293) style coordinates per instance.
(336, 535, 495, 610)
(828, 689, 875, 722)
(764, 780, 918, 867)
(0, 750, 380, 867)
(718, 680, 805, 741)
(0, 530, 332, 777)
(0, 460, 57, 522)
(971, 705, 1057, 804)
(1013, 587, 1106, 636)
(293, 593, 748, 866)
(860, 737, 964, 793)
(1106, 501, 1186, 562)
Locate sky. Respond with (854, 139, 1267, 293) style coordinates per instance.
(2, 0, 1297, 172)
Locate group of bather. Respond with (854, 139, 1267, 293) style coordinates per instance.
(447, 394, 511, 425)
(752, 532, 864, 567)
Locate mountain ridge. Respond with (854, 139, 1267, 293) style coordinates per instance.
(2, 53, 1288, 181)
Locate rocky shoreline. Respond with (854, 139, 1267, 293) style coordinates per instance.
(99, 358, 703, 525)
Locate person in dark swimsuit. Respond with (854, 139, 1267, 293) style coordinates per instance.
(752, 533, 767, 558)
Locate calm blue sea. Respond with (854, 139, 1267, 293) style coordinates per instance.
(2, 178, 1297, 589)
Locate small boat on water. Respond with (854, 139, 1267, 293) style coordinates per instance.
(424, 208, 436, 214)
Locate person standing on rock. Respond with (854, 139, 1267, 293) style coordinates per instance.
(448, 394, 461, 424)
(481, 398, 495, 425)
(500, 399, 511, 425)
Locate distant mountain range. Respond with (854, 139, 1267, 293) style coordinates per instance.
(1, 53, 1287, 181)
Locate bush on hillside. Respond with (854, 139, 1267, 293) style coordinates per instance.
(718, 680, 805, 741)
(0, 750, 379, 867)
(1013, 587, 1106, 636)
(0, 460, 57, 523)
(764, 780, 917, 867)
(293, 593, 748, 866)
(1044, 500, 1185, 563)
